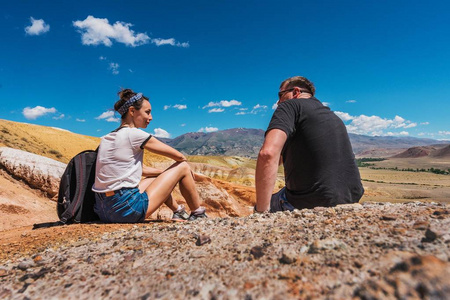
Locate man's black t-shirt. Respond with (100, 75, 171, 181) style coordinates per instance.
(267, 97, 364, 209)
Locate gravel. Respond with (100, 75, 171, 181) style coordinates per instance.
(1, 201, 449, 299)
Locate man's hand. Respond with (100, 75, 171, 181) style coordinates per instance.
(255, 129, 287, 212)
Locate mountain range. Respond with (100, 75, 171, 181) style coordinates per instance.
(160, 128, 446, 158)
(1, 118, 446, 159)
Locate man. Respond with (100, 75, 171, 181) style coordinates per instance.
(255, 76, 364, 213)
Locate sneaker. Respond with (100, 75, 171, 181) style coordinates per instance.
(171, 206, 189, 222)
(188, 207, 208, 221)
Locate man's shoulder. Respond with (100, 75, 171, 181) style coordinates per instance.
(281, 96, 320, 106)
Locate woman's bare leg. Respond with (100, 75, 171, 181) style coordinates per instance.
(139, 177, 178, 211)
(178, 172, 201, 211)
(144, 162, 200, 218)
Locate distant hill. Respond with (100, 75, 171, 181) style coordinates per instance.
(160, 128, 446, 158)
(430, 145, 450, 158)
(164, 128, 265, 157)
(392, 144, 450, 159)
(347, 134, 441, 155)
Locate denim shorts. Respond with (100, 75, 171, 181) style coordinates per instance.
(270, 187, 295, 213)
(94, 187, 149, 223)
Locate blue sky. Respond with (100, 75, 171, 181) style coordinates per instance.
(1, 0, 449, 140)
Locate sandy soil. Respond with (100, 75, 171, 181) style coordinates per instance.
(360, 168, 450, 202)
(0, 222, 150, 262)
(370, 156, 450, 170)
(0, 170, 57, 232)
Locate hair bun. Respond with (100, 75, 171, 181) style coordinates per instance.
(118, 88, 135, 100)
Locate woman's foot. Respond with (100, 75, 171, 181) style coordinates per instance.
(171, 205, 190, 222)
(188, 206, 207, 221)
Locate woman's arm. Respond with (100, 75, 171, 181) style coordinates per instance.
(143, 137, 187, 162)
(142, 165, 164, 177)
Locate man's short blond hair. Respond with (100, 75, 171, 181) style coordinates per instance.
(280, 76, 315, 96)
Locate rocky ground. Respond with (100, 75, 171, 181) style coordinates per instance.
(1, 201, 449, 299)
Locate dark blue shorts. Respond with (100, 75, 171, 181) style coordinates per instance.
(270, 187, 295, 213)
(94, 188, 149, 223)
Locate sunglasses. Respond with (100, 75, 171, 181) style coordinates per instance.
(278, 88, 295, 99)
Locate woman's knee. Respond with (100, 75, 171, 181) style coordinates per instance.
(174, 161, 191, 173)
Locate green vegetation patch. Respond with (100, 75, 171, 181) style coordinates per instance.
(356, 158, 386, 167)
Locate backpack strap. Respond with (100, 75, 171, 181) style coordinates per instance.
(32, 221, 64, 229)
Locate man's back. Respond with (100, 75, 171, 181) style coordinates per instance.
(267, 97, 364, 208)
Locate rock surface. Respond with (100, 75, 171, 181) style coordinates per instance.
(1, 202, 449, 299)
(0, 147, 66, 198)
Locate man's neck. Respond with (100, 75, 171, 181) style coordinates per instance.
(297, 93, 312, 99)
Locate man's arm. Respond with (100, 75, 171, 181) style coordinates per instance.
(255, 129, 287, 212)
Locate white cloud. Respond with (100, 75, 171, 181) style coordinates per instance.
(203, 100, 242, 108)
(386, 131, 409, 137)
(391, 116, 417, 129)
(52, 114, 65, 120)
(249, 104, 267, 114)
(208, 108, 225, 113)
(334, 111, 353, 121)
(25, 17, 50, 36)
(99, 56, 106, 60)
(151, 38, 189, 48)
(439, 131, 450, 135)
(221, 100, 241, 107)
(73, 15, 150, 47)
(76, 118, 86, 122)
(346, 100, 357, 103)
(403, 123, 417, 129)
(420, 122, 430, 125)
(96, 111, 114, 119)
(234, 104, 267, 115)
(180, 123, 186, 127)
(173, 104, 187, 110)
(22, 106, 56, 120)
(73, 16, 189, 49)
(109, 62, 119, 75)
(164, 104, 187, 110)
(96, 110, 119, 122)
(393, 115, 405, 125)
(199, 127, 218, 133)
(253, 104, 267, 110)
(346, 115, 394, 135)
(272, 103, 278, 110)
(336, 111, 418, 136)
(153, 128, 171, 138)
(51, 127, 71, 133)
(322, 102, 331, 107)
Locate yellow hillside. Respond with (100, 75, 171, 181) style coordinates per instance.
(187, 155, 257, 169)
(0, 119, 171, 165)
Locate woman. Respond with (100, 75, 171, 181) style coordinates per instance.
(92, 88, 206, 223)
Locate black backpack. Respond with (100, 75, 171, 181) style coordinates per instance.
(56, 149, 100, 224)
